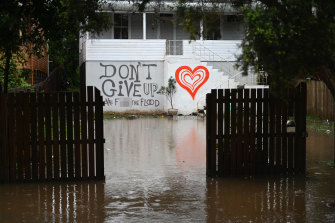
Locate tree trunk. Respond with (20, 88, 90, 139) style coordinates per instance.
(4, 50, 12, 93)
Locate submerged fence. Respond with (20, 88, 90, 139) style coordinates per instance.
(206, 83, 307, 176)
(0, 87, 104, 183)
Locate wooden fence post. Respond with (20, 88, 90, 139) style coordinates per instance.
(217, 89, 224, 176)
(95, 87, 105, 180)
(206, 90, 217, 177)
(223, 89, 231, 175)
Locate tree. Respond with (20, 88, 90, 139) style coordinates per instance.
(157, 77, 177, 109)
(231, 1, 335, 98)
(0, 0, 111, 93)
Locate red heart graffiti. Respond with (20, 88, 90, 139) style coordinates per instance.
(175, 66, 210, 100)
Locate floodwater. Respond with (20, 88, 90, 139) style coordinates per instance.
(1, 118, 335, 222)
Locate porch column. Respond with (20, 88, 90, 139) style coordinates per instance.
(143, 12, 147, 40)
(220, 15, 224, 40)
(200, 19, 204, 40)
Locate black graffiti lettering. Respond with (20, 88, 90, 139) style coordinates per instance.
(132, 100, 140, 105)
(129, 62, 140, 82)
(118, 81, 124, 96)
(142, 64, 157, 80)
(133, 84, 141, 97)
(119, 65, 129, 79)
(124, 80, 133, 97)
(143, 84, 149, 96)
(102, 79, 117, 97)
(115, 98, 119, 106)
(140, 98, 160, 106)
(152, 83, 158, 96)
(99, 63, 116, 79)
(143, 83, 159, 97)
(104, 98, 113, 106)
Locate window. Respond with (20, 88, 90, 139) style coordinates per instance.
(226, 15, 243, 23)
(114, 14, 128, 39)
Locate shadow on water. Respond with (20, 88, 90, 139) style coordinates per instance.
(0, 118, 334, 222)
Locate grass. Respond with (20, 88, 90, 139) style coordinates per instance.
(103, 111, 166, 120)
(306, 116, 334, 135)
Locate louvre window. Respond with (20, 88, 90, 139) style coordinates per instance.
(114, 14, 128, 39)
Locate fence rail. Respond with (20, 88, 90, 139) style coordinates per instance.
(206, 83, 307, 176)
(0, 86, 104, 183)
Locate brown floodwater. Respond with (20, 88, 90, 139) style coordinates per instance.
(1, 118, 334, 222)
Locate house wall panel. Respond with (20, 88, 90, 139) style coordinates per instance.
(86, 61, 164, 112)
(85, 39, 166, 61)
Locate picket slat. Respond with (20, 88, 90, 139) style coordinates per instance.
(0, 95, 9, 182)
(81, 91, 88, 179)
(223, 89, 231, 175)
(269, 94, 275, 172)
(22, 94, 31, 180)
(236, 89, 243, 174)
(263, 90, 269, 172)
(16, 93, 24, 181)
(249, 89, 256, 175)
(59, 92, 67, 180)
(30, 94, 38, 180)
(73, 93, 81, 179)
(38, 94, 46, 180)
(8, 94, 16, 182)
(45, 94, 52, 180)
(243, 89, 250, 175)
(52, 93, 60, 180)
(217, 89, 224, 176)
(230, 89, 237, 174)
(87, 87, 95, 178)
(66, 93, 74, 179)
(256, 89, 263, 174)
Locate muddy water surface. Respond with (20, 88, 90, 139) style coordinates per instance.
(0, 118, 334, 222)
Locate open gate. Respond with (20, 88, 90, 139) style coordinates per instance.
(206, 83, 307, 176)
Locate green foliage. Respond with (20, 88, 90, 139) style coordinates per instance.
(0, 0, 112, 92)
(0, 55, 30, 89)
(233, 1, 335, 96)
(157, 76, 177, 109)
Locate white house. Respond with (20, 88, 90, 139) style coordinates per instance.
(80, 0, 267, 114)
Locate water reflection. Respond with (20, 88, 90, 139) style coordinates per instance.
(0, 182, 105, 223)
(206, 177, 307, 222)
(0, 118, 334, 222)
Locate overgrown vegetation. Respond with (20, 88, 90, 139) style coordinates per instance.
(0, 55, 31, 89)
(157, 77, 177, 109)
(0, 0, 111, 92)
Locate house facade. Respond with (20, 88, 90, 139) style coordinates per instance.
(80, 1, 267, 114)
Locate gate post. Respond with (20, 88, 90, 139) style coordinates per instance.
(206, 90, 217, 177)
(294, 82, 307, 173)
(95, 87, 105, 180)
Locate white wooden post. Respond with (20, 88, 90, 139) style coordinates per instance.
(143, 12, 147, 40)
(200, 19, 204, 40)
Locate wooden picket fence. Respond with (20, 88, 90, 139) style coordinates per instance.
(206, 83, 307, 176)
(0, 86, 105, 183)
